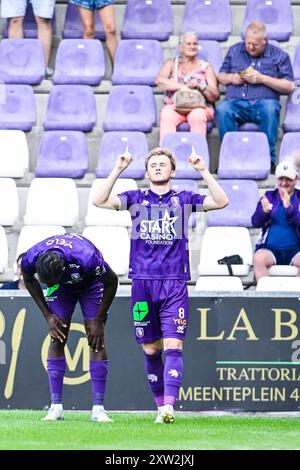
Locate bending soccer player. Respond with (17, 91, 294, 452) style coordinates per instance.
(92, 147, 228, 423)
(21, 233, 118, 422)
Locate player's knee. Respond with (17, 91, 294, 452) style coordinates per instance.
(163, 338, 183, 350)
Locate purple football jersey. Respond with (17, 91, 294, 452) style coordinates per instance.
(21, 233, 108, 286)
(118, 189, 205, 279)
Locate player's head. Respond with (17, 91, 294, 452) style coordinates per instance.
(35, 252, 65, 286)
(145, 148, 176, 184)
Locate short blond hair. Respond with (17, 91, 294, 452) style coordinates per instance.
(246, 21, 267, 39)
(145, 147, 176, 171)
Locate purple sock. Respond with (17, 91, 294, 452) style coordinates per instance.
(47, 357, 66, 404)
(90, 360, 108, 406)
(144, 350, 164, 407)
(163, 349, 183, 406)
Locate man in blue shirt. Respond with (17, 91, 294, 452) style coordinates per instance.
(252, 160, 300, 281)
(217, 21, 295, 171)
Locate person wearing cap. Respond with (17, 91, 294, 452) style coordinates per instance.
(252, 160, 300, 281)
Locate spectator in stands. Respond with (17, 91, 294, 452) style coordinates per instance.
(217, 21, 295, 173)
(252, 160, 300, 281)
(156, 31, 220, 144)
(0, 254, 26, 290)
(70, 0, 117, 64)
(1, 0, 56, 77)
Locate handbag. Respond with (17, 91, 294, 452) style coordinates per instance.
(217, 254, 243, 276)
(173, 57, 207, 115)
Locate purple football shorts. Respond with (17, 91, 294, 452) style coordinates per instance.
(131, 279, 189, 344)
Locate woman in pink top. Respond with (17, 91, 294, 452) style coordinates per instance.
(156, 31, 220, 143)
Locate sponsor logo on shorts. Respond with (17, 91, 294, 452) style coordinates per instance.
(148, 374, 158, 383)
(176, 325, 185, 334)
(133, 301, 149, 321)
(136, 327, 144, 338)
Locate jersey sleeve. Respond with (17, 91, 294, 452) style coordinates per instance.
(184, 191, 206, 212)
(117, 190, 138, 211)
(21, 252, 37, 277)
(85, 251, 111, 278)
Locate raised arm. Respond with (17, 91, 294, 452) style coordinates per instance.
(188, 149, 229, 211)
(92, 149, 133, 210)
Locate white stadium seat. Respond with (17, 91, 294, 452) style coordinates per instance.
(83, 226, 130, 276)
(256, 276, 300, 292)
(0, 178, 19, 226)
(195, 276, 244, 291)
(16, 225, 66, 257)
(0, 226, 9, 273)
(0, 130, 29, 178)
(23, 178, 79, 226)
(268, 265, 298, 276)
(85, 178, 137, 227)
(198, 227, 252, 276)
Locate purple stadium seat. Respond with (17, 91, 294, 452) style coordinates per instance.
(112, 40, 163, 86)
(44, 85, 96, 132)
(121, 0, 173, 41)
(218, 132, 270, 179)
(35, 131, 88, 178)
(171, 179, 199, 193)
(182, 0, 232, 42)
(62, 3, 105, 40)
(279, 132, 300, 161)
(198, 40, 223, 73)
(238, 123, 259, 131)
(161, 132, 210, 179)
(177, 121, 214, 133)
(53, 39, 105, 85)
(0, 39, 45, 85)
(207, 179, 260, 227)
(242, 0, 293, 41)
(2, 1, 56, 38)
(0, 84, 36, 131)
(293, 42, 300, 81)
(96, 131, 148, 178)
(103, 85, 156, 132)
(283, 93, 300, 132)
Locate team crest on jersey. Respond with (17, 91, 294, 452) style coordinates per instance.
(171, 196, 179, 207)
(136, 327, 144, 338)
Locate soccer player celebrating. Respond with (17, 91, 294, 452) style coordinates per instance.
(92, 147, 228, 423)
(21, 233, 118, 422)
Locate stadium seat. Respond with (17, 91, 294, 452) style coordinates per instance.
(171, 179, 199, 193)
(95, 131, 148, 178)
(62, 3, 105, 40)
(103, 85, 156, 132)
(182, 0, 232, 41)
(44, 85, 97, 132)
(268, 265, 298, 276)
(195, 276, 243, 291)
(218, 132, 270, 179)
(279, 133, 300, 161)
(0, 84, 36, 131)
(0, 226, 9, 273)
(256, 276, 300, 291)
(198, 40, 223, 73)
(53, 39, 105, 86)
(16, 226, 66, 257)
(0, 130, 29, 178)
(2, 2, 56, 38)
(177, 122, 214, 133)
(24, 178, 79, 226)
(0, 178, 19, 226)
(35, 131, 88, 178)
(83, 226, 130, 276)
(112, 40, 163, 86)
(283, 93, 300, 132)
(238, 123, 259, 132)
(207, 180, 259, 227)
(293, 42, 300, 81)
(198, 227, 253, 276)
(85, 178, 138, 227)
(121, 0, 173, 41)
(161, 133, 209, 179)
(242, 0, 293, 41)
(0, 39, 45, 85)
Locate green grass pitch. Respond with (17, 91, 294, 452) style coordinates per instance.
(1, 411, 300, 450)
